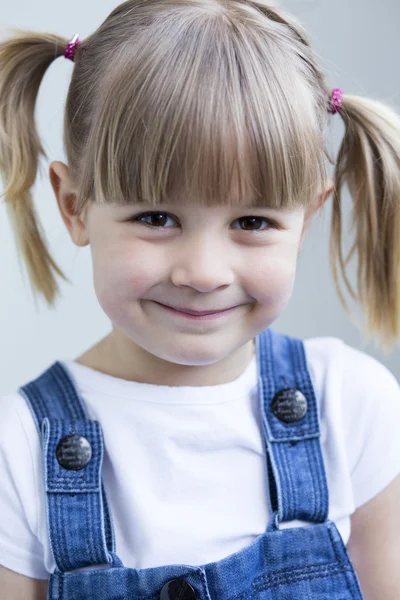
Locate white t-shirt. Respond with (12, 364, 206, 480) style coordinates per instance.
(0, 337, 400, 580)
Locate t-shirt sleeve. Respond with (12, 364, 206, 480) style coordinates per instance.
(340, 344, 400, 510)
(0, 393, 48, 579)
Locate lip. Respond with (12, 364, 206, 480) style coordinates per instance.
(159, 303, 237, 316)
(154, 302, 239, 320)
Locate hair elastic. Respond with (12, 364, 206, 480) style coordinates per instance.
(329, 88, 343, 114)
(64, 33, 80, 62)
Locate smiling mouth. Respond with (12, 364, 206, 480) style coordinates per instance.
(152, 301, 240, 320)
(157, 302, 238, 316)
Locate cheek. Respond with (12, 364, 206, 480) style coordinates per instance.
(90, 246, 158, 315)
(245, 253, 298, 307)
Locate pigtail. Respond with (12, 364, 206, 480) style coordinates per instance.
(331, 95, 400, 353)
(0, 29, 71, 307)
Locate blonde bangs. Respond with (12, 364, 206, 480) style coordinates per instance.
(76, 8, 329, 213)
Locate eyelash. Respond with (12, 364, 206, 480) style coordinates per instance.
(128, 211, 280, 234)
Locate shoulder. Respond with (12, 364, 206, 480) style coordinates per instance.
(303, 336, 400, 509)
(303, 335, 400, 406)
(0, 390, 41, 451)
(0, 391, 33, 447)
(0, 391, 40, 516)
(0, 392, 48, 579)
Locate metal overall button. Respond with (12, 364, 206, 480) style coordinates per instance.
(271, 388, 308, 423)
(160, 579, 197, 599)
(55, 434, 92, 470)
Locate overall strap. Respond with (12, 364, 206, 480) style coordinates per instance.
(256, 329, 329, 530)
(19, 361, 122, 572)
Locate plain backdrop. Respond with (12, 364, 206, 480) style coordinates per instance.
(0, 0, 399, 394)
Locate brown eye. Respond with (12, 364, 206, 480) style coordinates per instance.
(234, 216, 278, 232)
(129, 212, 175, 229)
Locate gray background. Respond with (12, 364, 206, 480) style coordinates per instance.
(0, 0, 399, 394)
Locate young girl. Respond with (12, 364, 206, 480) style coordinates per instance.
(0, 1, 399, 599)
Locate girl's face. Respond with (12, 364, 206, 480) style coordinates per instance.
(84, 199, 308, 370)
(51, 161, 327, 384)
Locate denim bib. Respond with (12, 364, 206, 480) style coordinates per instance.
(19, 327, 364, 599)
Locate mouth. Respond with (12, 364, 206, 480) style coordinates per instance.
(153, 302, 240, 320)
(158, 303, 238, 316)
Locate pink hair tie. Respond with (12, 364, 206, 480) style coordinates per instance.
(64, 33, 80, 62)
(329, 88, 343, 114)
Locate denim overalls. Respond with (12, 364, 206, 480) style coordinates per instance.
(19, 327, 365, 599)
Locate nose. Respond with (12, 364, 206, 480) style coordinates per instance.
(170, 238, 235, 292)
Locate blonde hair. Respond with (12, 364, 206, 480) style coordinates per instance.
(1, 0, 399, 352)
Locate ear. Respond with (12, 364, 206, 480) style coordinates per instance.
(49, 161, 90, 247)
(299, 179, 334, 249)
(318, 178, 335, 209)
